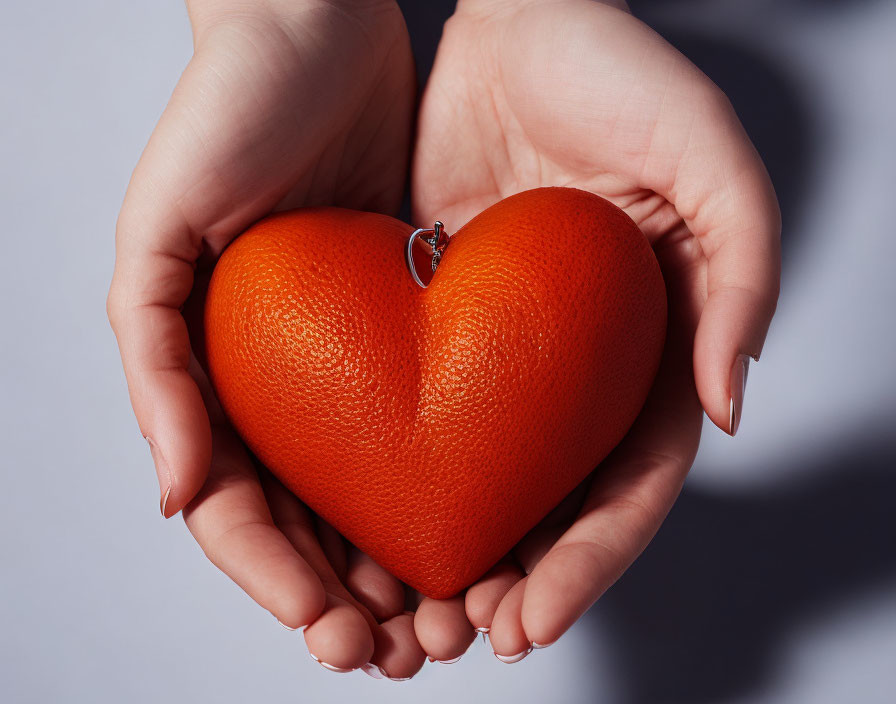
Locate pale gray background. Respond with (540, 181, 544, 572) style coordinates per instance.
(1, 1, 894, 702)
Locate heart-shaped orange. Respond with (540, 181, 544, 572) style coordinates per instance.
(205, 187, 666, 598)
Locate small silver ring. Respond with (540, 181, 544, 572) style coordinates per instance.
(406, 228, 431, 288)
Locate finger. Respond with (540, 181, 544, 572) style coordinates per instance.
(344, 548, 406, 622)
(107, 225, 211, 517)
(512, 476, 592, 573)
(489, 579, 533, 663)
(670, 87, 781, 434)
(363, 612, 427, 681)
(181, 427, 326, 629)
(464, 560, 524, 634)
(517, 326, 703, 649)
(303, 593, 375, 673)
(414, 595, 475, 663)
(259, 474, 380, 670)
(259, 474, 426, 675)
(314, 517, 348, 582)
(258, 471, 342, 584)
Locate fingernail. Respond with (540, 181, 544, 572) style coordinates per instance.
(145, 436, 172, 517)
(474, 627, 490, 633)
(277, 620, 298, 631)
(361, 663, 383, 679)
(531, 640, 556, 649)
(494, 646, 533, 664)
(475, 627, 489, 644)
(437, 655, 462, 664)
(160, 485, 171, 518)
(728, 354, 751, 436)
(309, 652, 355, 673)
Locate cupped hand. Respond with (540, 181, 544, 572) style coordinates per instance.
(411, 0, 780, 659)
(107, 0, 473, 678)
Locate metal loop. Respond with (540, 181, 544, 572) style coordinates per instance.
(406, 221, 450, 288)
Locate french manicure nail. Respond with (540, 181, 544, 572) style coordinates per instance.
(369, 664, 411, 681)
(494, 646, 533, 664)
(729, 354, 751, 436)
(474, 627, 490, 633)
(160, 484, 171, 518)
(309, 652, 355, 673)
(145, 436, 172, 517)
(278, 620, 297, 631)
(361, 663, 383, 679)
(437, 655, 462, 664)
(531, 640, 556, 649)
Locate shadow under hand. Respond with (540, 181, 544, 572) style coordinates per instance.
(628, 13, 815, 266)
(589, 427, 896, 704)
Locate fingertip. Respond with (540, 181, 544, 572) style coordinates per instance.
(518, 548, 596, 649)
(465, 561, 523, 631)
(275, 572, 328, 632)
(370, 613, 426, 680)
(693, 288, 773, 435)
(489, 579, 530, 658)
(304, 595, 376, 671)
(142, 376, 213, 517)
(413, 595, 474, 662)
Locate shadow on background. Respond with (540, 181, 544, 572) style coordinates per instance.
(396, 2, 895, 703)
(638, 28, 814, 263)
(594, 427, 896, 703)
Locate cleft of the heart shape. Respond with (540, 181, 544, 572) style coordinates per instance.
(205, 187, 667, 598)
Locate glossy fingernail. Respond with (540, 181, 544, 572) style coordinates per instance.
(728, 354, 751, 436)
(160, 484, 171, 518)
(531, 640, 556, 649)
(146, 436, 172, 517)
(309, 652, 355, 673)
(475, 627, 489, 644)
(494, 646, 533, 664)
(361, 663, 383, 679)
(277, 620, 299, 631)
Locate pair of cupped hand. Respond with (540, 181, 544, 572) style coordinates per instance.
(107, 0, 780, 680)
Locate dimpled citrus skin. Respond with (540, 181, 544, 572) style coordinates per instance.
(204, 187, 666, 599)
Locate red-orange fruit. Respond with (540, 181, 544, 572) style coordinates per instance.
(204, 187, 666, 598)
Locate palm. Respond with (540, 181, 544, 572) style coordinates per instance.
(415, 1, 708, 242)
(411, 0, 772, 657)
(177, 7, 414, 253)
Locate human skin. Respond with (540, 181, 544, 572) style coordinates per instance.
(107, 0, 780, 678)
(107, 0, 442, 679)
(409, 0, 780, 662)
